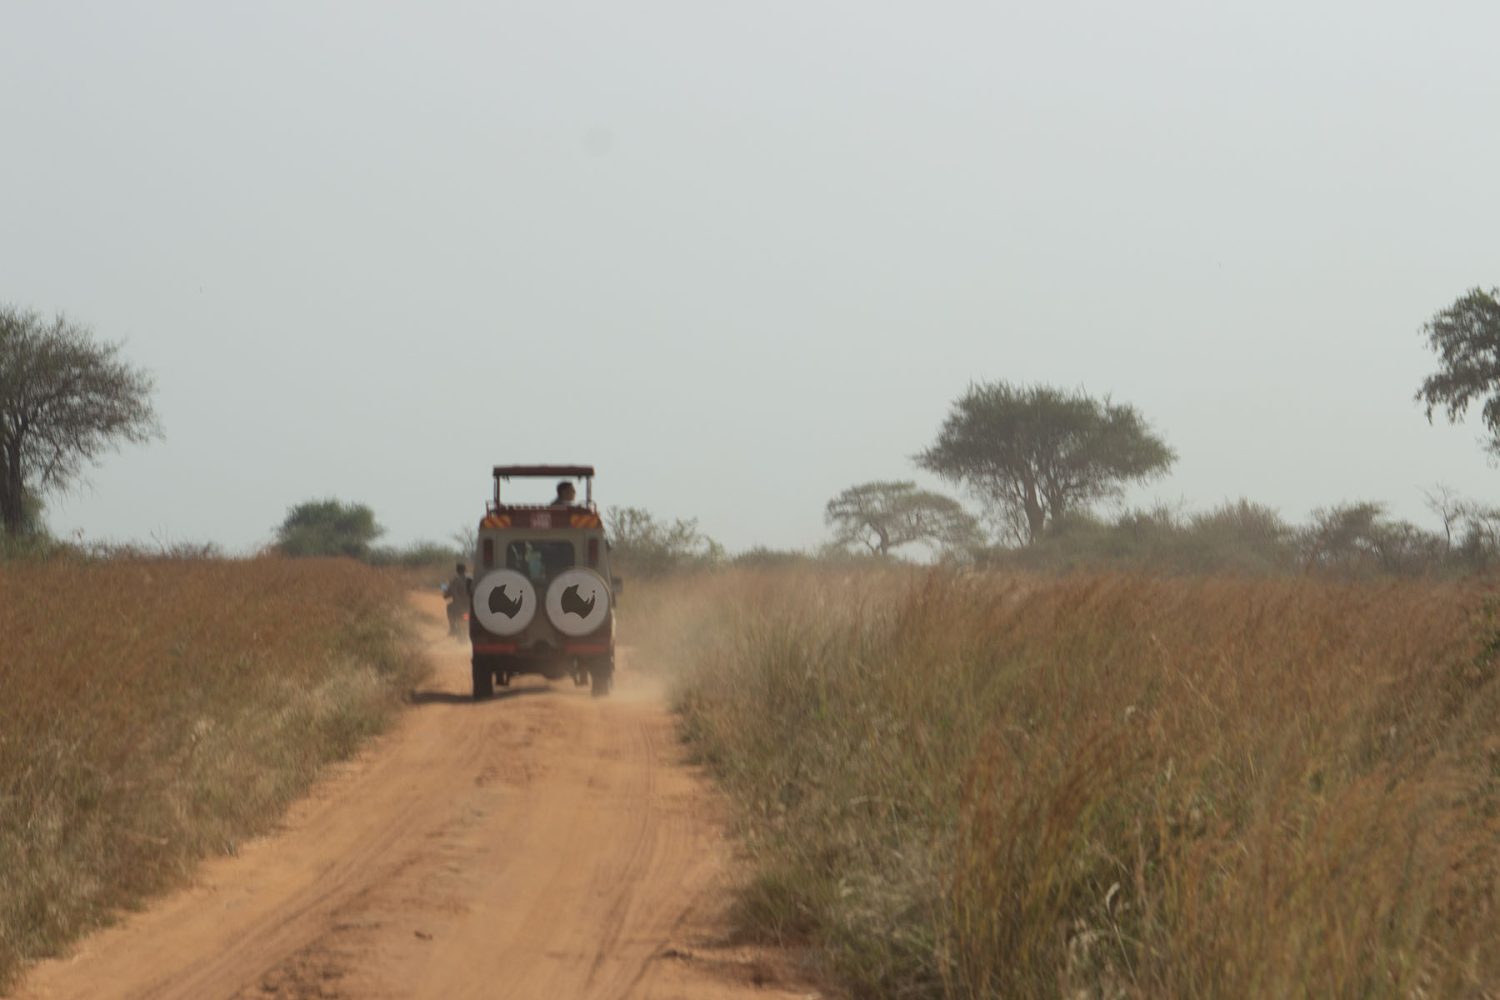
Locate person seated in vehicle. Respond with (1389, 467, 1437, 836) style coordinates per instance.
(445, 562, 471, 635)
(506, 541, 545, 582)
(551, 481, 577, 506)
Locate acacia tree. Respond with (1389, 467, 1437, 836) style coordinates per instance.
(1416, 287, 1500, 453)
(0, 306, 159, 538)
(916, 382, 1175, 544)
(825, 480, 981, 557)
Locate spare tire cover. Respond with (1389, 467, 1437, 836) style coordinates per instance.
(472, 570, 537, 636)
(545, 568, 611, 637)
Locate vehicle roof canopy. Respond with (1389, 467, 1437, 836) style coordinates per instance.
(493, 465, 594, 479)
(489, 464, 597, 512)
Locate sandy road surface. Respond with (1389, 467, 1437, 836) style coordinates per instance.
(16, 595, 812, 1000)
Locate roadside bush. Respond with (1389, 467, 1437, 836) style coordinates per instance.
(0, 533, 62, 562)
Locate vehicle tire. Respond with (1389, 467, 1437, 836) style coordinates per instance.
(472, 660, 494, 700)
(590, 661, 613, 698)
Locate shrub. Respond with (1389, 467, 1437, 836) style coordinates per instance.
(274, 499, 383, 559)
(605, 506, 723, 576)
(368, 540, 461, 570)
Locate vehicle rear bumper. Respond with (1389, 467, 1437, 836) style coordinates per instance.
(472, 641, 612, 658)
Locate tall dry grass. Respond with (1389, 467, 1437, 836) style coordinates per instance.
(0, 557, 424, 989)
(629, 569, 1500, 998)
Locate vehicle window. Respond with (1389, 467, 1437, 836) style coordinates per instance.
(505, 540, 576, 582)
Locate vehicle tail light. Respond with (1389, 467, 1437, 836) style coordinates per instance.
(588, 538, 599, 566)
(482, 538, 494, 568)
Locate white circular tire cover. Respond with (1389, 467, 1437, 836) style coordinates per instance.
(545, 568, 611, 638)
(472, 570, 538, 637)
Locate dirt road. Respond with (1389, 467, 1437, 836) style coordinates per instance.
(15, 595, 811, 1000)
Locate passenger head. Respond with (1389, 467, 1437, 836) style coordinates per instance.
(556, 481, 577, 503)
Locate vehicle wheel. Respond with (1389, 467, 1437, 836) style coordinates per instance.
(590, 662, 613, 698)
(472, 660, 494, 700)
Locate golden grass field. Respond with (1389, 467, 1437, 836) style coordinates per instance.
(5, 557, 1497, 998)
(0, 557, 424, 989)
(629, 569, 1500, 998)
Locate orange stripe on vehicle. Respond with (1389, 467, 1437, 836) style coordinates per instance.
(569, 514, 600, 528)
(482, 515, 511, 528)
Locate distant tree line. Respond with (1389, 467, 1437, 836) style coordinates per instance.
(814, 281, 1500, 578)
(10, 282, 1500, 577)
(966, 494, 1500, 577)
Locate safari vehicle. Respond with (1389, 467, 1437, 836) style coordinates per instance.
(468, 465, 619, 700)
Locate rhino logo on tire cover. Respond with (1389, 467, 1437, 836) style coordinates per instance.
(560, 584, 596, 618)
(489, 585, 524, 619)
(545, 569, 609, 637)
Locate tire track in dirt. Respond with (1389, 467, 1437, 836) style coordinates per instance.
(13, 594, 814, 1000)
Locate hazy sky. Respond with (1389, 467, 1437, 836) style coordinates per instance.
(4, 1, 1500, 554)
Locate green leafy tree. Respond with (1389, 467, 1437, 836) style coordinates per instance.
(916, 382, 1176, 544)
(0, 305, 159, 538)
(1416, 287, 1500, 453)
(825, 480, 981, 557)
(275, 499, 384, 559)
(605, 506, 723, 576)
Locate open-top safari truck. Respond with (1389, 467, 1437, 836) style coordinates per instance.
(468, 465, 618, 699)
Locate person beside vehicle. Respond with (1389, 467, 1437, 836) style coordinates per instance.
(445, 562, 471, 635)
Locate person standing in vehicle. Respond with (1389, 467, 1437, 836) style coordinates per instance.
(552, 481, 577, 505)
(445, 562, 471, 636)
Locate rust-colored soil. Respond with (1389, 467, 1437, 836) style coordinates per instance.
(14, 594, 813, 1000)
